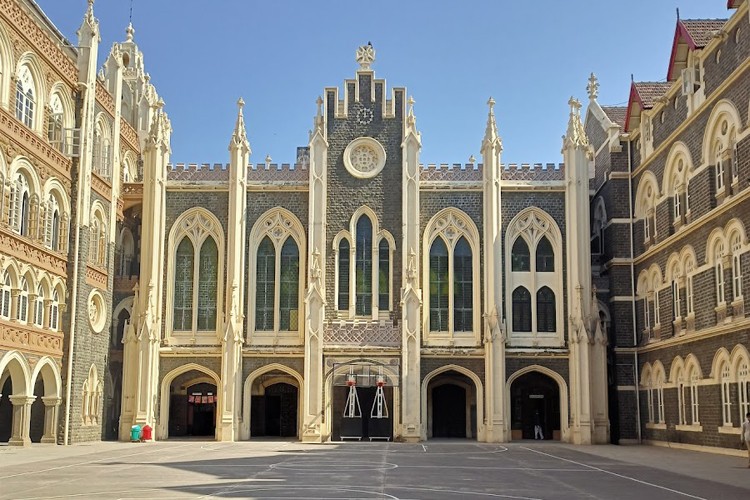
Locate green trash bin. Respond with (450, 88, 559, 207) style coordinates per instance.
(130, 425, 141, 442)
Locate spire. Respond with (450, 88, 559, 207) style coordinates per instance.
(407, 96, 416, 127)
(563, 96, 589, 150)
(126, 22, 135, 42)
(312, 95, 324, 136)
(230, 97, 250, 152)
(586, 73, 599, 100)
(78, 0, 99, 37)
(481, 97, 502, 151)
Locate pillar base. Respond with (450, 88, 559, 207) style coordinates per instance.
(8, 436, 31, 447)
(40, 435, 57, 444)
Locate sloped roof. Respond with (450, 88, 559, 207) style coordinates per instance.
(668, 18, 727, 81)
(728, 1, 742, 9)
(632, 82, 671, 108)
(601, 106, 627, 129)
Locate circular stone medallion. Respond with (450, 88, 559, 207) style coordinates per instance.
(343, 137, 386, 179)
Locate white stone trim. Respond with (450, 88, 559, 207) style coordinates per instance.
(241, 363, 303, 440)
(421, 208, 481, 347)
(247, 208, 306, 346)
(342, 137, 386, 179)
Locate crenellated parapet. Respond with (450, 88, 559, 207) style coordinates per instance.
(419, 162, 566, 183)
(166, 162, 311, 185)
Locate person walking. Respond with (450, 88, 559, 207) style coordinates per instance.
(742, 412, 750, 468)
(533, 410, 544, 440)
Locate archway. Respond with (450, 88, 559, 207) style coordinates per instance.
(28, 358, 61, 444)
(159, 364, 220, 440)
(250, 379, 298, 438)
(0, 352, 32, 445)
(425, 370, 476, 439)
(509, 371, 561, 440)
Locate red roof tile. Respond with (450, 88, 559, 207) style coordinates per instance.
(633, 82, 671, 109)
(680, 19, 727, 48)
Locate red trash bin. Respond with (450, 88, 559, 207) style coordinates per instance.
(141, 424, 152, 441)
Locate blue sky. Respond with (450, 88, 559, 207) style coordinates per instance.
(36, 1, 732, 165)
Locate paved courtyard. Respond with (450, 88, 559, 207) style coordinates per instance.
(1, 440, 749, 499)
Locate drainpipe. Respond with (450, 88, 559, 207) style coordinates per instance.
(624, 133, 642, 444)
(63, 82, 89, 445)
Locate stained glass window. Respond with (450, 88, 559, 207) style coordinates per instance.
(453, 237, 472, 332)
(173, 237, 194, 330)
(279, 237, 299, 330)
(429, 237, 449, 331)
(197, 237, 218, 331)
(256, 236, 275, 331)
(355, 216, 372, 316)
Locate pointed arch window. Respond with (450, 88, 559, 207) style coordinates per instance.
(47, 93, 65, 152)
(255, 237, 274, 331)
(0, 274, 11, 319)
(511, 238, 530, 271)
(255, 235, 300, 332)
(737, 361, 749, 424)
(45, 194, 62, 251)
(512, 286, 531, 332)
(536, 286, 556, 332)
(721, 363, 732, 426)
(337, 239, 350, 311)
(15, 67, 36, 128)
(34, 284, 44, 327)
(378, 239, 390, 311)
(429, 237, 449, 332)
(536, 236, 554, 272)
(731, 234, 742, 301)
(715, 244, 726, 306)
(715, 143, 725, 192)
(10, 173, 30, 236)
(173, 237, 194, 331)
(689, 366, 700, 424)
(279, 238, 300, 331)
(17, 277, 29, 323)
(197, 237, 218, 331)
(355, 215, 373, 316)
(50, 290, 60, 331)
(453, 237, 473, 332)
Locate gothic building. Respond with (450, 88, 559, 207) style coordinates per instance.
(0, 0, 747, 454)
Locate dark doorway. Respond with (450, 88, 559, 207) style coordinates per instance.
(0, 377, 12, 442)
(29, 379, 45, 442)
(510, 371, 561, 440)
(250, 382, 298, 438)
(432, 384, 466, 438)
(168, 378, 217, 438)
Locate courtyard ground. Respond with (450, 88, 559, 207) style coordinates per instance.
(0, 440, 748, 499)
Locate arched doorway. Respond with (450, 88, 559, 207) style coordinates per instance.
(0, 374, 13, 442)
(426, 370, 477, 439)
(250, 380, 298, 438)
(166, 370, 218, 439)
(0, 352, 32, 445)
(510, 371, 561, 440)
(29, 378, 45, 442)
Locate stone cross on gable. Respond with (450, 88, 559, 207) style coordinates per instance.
(356, 43, 375, 70)
(587, 73, 599, 100)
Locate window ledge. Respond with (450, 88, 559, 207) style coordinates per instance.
(675, 424, 703, 432)
(718, 425, 741, 435)
(646, 422, 667, 430)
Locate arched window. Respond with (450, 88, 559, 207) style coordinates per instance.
(0, 274, 11, 319)
(429, 237, 449, 332)
(172, 231, 219, 332)
(256, 237, 276, 331)
(721, 363, 732, 426)
(676, 367, 687, 425)
(45, 194, 61, 250)
(196, 237, 218, 331)
(655, 371, 665, 423)
(118, 228, 135, 276)
(47, 93, 64, 152)
(15, 66, 35, 128)
(355, 215, 373, 316)
(173, 237, 194, 331)
(737, 361, 749, 424)
(730, 135, 739, 182)
(536, 236, 554, 272)
(536, 286, 556, 332)
(50, 290, 60, 331)
(34, 284, 44, 327)
(17, 277, 29, 323)
(378, 239, 390, 311)
(715, 142, 725, 192)
(279, 238, 299, 331)
(672, 178, 682, 220)
(337, 239, 350, 311)
(685, 260, 695, 316)
(10, 173, 30, 236)
(511, 238, 530, 272)
(453, 237, 472, 332)
(512, 286, 531, 332)
(715, 242, 726, 306)
(731, 234, 742, 301)
(689, 366, 700, 424)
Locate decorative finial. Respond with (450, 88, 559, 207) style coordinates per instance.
(237, 97, 245, 110)
(568, 96, 582, 112)
(586, 73, 599, 100)
(315, 96, 323, 117)
(265, 154, 272, 166)
(156, 97, 164, 110)
(355, 43, 376, 70)
(482, 96, 501, 150)
(469, 155, 476, 163)
(126, 22, 134, 42)
(564, 96, 589, 149)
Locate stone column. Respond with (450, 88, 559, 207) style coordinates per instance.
(41, 396, 61, 443)
(8, 395, 35, 446)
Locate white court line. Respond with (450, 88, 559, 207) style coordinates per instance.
(0, 442, 196, 480)
(521, 447, 707, 500)
(422, 444, 427, 452)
